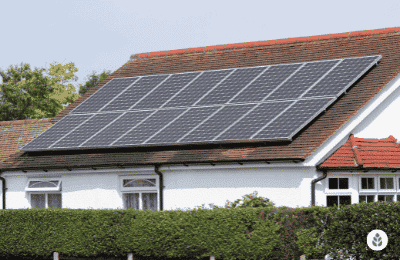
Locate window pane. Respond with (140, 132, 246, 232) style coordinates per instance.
(29, 181, 59, 188)
(367, 195, 375, 203)
(124, 193, 139, 209)
(360, 195, 375, 203)
(339, 178, 349, 189)
(142, 193, 158, 211)
(327, 196, 338, 207)
(378, 195, 385, 202)
(340, 196, 351, 206)
(123, 179, 156, 187)
(48, 194, 62, 208)
(380, 178, 394, 189)
(386, 195, 394, 202)
(362, 178, 374, 189)
(31, 194, 45, 208)
(329, 178, 338, 189)
(380, 178, 386, 189)
(397, 195, 400, 202)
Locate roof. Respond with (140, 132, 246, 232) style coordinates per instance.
(319, 135, 400, 170)
(0, 119, 52, 163)
(2, 26, 400, 171)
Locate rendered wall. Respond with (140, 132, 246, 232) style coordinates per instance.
(1, 165, 321, 210)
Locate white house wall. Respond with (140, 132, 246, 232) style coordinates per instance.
(353, 73, 400, 139)
(0, 164, 322, 210)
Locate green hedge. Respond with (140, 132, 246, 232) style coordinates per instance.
(0, 207, 280, 260)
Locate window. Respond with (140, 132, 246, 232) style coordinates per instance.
(31, 193, 62, 208)
(26, 179, 62, 209)
(359, 176, 398, 203)
(329, 178, 349, 189)
(359, 195, 375, 203)
(121, 176, 159, 211)
(361, 178, 374, 189)
(327, 195, 351, 207)
(380, 177, 394, 190)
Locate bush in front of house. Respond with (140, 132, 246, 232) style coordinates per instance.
(0, 206, 281, 260)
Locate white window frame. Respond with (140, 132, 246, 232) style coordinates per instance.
(25, 179, 62, 192)
(378, 176, 396, 193)
(358, 175, 399, 203)
(327, 177, 350, 190)
(25, 178, 62, 209)
(120, 175, 159, 211)
(29, 192, 62, 209)
(359, 176, 378, 193)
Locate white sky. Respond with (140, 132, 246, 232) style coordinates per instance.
(1, 0, 399, 94)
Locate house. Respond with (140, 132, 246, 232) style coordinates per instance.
(1, 27, 400, 211)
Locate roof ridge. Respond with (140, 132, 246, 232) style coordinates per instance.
(129, 26, 400, 61)
(0, 118, 52, 126)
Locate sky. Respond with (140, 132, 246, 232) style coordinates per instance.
(1, 0, 399, 95)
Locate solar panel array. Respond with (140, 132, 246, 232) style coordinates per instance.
(22, 55, 381, 151)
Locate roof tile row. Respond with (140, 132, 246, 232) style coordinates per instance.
(320, 135, 400, 170)
(133, 27, 400, 60)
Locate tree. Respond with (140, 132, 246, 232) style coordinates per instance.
(195, 191, 275, 210)
(78, 69, 112, 96)
(0, 61, 80, 121)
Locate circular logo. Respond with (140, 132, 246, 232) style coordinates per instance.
(367, 229, 388, 251)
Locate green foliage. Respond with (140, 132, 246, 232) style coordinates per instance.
(0, 207, 281, 260)
(0, 61, 80, 121)
(296, 227, 326, 258)
(78, 69, 112, 95)
(195, 191, 276, 210)
(225, 191, 276, 209)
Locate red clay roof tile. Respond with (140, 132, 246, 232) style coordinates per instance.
(320, 135, 400, 170)
(0, 119, 52, 164)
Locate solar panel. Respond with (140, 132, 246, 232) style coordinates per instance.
(21, 114, 93, 150)
(73, 77, 140, 114)
(99, 75, 170, 112)
(51, 112, 122, 149)
(145, 106, 220, 144)
(163, 70, 233, 108)
(303, 56, 381, 97)
(82, 111, 153, 147)
(230, 64, 302, 103)
(179, 104, 256, 143)
(132, 72, 201, 110)
(21, 55, 381, 151)
(215, 101, 294, 141)
(196, 66, 267, 106)
(112, 109, 186, 146)
(265, 60, 339, 101)
(252, 97, 335, 140)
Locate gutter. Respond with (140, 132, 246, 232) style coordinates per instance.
(0, 172, 6, 209)
(154, 165, 164, 211)
(311, 169, 328, 207)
